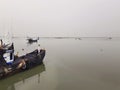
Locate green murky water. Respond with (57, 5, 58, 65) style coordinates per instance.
(0, 37, 120, 90)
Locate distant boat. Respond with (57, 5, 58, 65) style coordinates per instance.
(27, 37, 39, 44)
(108, 37, 112, 40)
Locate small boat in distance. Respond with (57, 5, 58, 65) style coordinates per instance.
(27, 37, 39, 44)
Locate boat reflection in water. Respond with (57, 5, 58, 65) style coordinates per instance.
(0, 63, 45, 90)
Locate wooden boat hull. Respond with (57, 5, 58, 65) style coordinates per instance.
(0, 49, 46, 77)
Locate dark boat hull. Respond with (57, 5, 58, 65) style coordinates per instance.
(0, 49, 46, 77)
(27, 38, 39, 43)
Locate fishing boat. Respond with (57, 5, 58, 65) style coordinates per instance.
(0, 43, 46, 77)
(27, 37, 39, 44)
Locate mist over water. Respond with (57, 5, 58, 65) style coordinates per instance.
(0, 0, 120, 89)
(0, 0, 120, 37)
(0, 37, 120, 90)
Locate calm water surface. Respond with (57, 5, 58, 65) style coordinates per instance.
(0, 37, 120, 90)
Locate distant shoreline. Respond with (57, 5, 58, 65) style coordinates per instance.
(0, 36, 119, 38)
(0, 36, 120, 40)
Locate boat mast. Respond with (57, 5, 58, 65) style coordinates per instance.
(3, 17, 13, 44)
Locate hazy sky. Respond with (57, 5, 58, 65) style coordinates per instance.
(0, 0, 120, 37)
